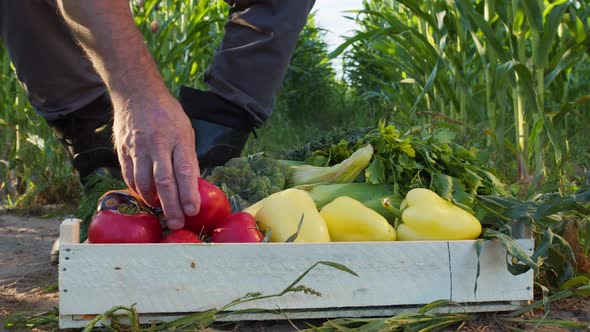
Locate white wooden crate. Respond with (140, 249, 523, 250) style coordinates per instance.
(58, 218, 534, 329)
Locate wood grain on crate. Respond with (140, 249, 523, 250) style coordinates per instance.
(58, 218, 534, 326)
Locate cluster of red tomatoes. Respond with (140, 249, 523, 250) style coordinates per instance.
(87, 178, 264, 244)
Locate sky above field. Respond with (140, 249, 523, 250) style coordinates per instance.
(313, 0, 364, 51)
(311, 0, 364, 74)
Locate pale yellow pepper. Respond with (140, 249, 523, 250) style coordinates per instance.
(397, 188, 482, 241)
(253, 189, 331, 242)
(320, 196, 396, 241)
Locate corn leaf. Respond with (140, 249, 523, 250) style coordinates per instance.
(535, 2, 568, 68)
(456, 0, 510, 62)
(483, 229, 539, 275)
(410, 59, 441, 115)
(504, 284, 590, 318)
(521, 0, 544, 32)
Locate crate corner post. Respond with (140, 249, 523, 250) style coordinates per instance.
(59, 218, 81, 245)
(58, 218, 81, 329)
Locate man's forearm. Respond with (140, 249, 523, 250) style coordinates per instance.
(57, 0, 202, 228)
(57, 0, 168, 106)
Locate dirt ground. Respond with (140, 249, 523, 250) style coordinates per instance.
(0, 210, 61, 325)
(0, 208, 589, 332)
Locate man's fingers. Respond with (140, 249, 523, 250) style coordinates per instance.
(172, 145, 201, 217)
(133, 154, 158, 207)
(153, 157, 185, 230)
(112, 98, 201, 230)
(119, 149, 136, 193)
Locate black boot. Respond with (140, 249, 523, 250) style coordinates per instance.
(178, 86, 253, 174)
(46, 93, 122, 187)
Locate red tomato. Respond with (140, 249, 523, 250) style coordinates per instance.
(217, 212, 257, 229)
(211, 227, 263, 243)
(161, 229, 202, 243)
(211, 213, 263, 243)
(184, 178, 231, 236)
(88, 210, 162, 244)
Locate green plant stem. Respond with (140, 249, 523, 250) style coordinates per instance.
(485, 0, 498, 161)
(514, 0, 529, 181)
(532, 23, 546, 177)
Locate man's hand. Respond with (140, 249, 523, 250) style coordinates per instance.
(113, 94, 200, 229)
(58, 0, 200, 229)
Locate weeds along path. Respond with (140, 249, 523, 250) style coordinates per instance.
(0, 211, 61, 319)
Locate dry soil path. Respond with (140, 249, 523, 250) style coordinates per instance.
(0, 210, 61, 331)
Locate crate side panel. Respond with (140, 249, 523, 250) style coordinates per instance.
(59, 242, 451, 315)
(449, 239, 534, 302)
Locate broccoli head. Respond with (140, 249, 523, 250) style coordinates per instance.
(205, 153, 291, 208)
(206, 159, 256, 198)
(248, 154, 292, 189)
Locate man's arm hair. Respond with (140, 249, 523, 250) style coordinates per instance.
(57, 0, 168, 105)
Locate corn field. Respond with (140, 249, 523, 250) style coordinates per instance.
(1, 0, 589, 201)
(339, 0, 590, 184)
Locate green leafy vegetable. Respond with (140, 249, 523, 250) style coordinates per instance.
(290, 122, 512, 212)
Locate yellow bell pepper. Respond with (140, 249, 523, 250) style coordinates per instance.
(320, 196, 396, 241)
(397, 188, 482, 241)
(254, 189, 331, 242)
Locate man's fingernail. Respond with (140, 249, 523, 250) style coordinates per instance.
(167, 219, 184, 230)
(183, 204, 198, 216)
